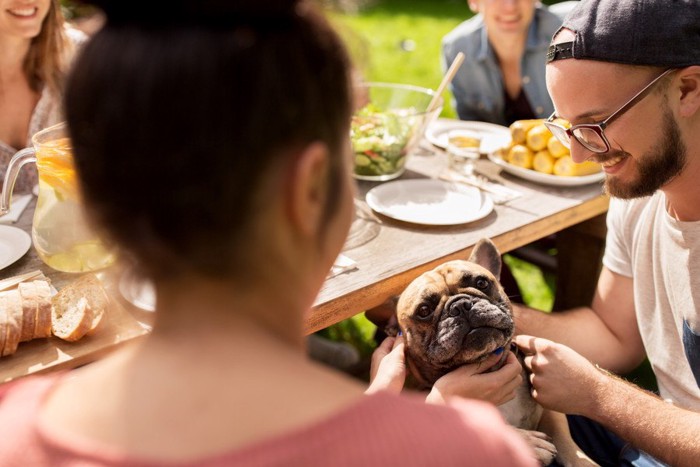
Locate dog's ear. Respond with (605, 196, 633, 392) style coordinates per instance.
(384, 314, 400, 338)
(468, 238, 502, 279)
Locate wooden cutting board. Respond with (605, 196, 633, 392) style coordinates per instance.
(0, 272, 152, 384)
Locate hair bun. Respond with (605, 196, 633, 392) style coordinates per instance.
(80, 0, 299, 27)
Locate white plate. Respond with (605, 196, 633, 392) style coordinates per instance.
(119, 268, 156, 312)
(487, 153, 605, 187)
(425, 118, 512, 154)
(366, 179, 494, 226)
(0, 225, 31, 270)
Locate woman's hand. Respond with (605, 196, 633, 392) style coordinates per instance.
(426, 350, 523, 406)
(366, 334, 406, 395)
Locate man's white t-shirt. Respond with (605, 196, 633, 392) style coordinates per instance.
(603, 193, 700, 410)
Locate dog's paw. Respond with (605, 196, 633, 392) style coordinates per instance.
(516, 428, 557, 466)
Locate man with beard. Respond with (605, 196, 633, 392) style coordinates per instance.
(512, 0, 700, 466)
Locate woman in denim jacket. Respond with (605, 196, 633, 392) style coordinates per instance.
(442, 1, 576, 126)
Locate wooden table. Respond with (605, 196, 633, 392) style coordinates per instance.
(308, 145, 609, 334)
(0, 142, 608, 381)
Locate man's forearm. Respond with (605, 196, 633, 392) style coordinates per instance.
(586, 371, 700, 467)
(514, 305, 644, 372)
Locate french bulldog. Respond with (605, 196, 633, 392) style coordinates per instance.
(393, 238, 557, 465)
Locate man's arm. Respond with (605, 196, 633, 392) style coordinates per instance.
(515, 266, 645, 373)
(516, 335, 700, 467)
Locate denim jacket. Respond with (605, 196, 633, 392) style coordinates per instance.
(442, 2, 576, 126)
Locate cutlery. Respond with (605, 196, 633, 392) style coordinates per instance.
(439, 172, 522, 204)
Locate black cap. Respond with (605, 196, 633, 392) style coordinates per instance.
(547, 0, 700, 67)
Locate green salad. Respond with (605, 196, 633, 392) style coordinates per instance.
(351, 103, 416, 178)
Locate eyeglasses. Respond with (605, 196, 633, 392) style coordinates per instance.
(544, 68, 675, 154)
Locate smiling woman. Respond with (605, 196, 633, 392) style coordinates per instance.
(0, 0, 85, 193)
(442, 0, 577, 126)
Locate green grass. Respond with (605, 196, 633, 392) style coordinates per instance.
(504, 254, 556, 312)
(330, 0, 471, 119)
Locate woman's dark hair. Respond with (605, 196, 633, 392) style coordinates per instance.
(65, 0, 353, 280)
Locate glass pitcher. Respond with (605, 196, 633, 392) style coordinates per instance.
(0, 122, 115, 273)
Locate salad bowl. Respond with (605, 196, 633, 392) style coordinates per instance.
(352, 83, 442, 181)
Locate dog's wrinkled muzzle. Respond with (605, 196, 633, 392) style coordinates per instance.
(445, 294, 474, 317)
(444, 293, 508, 326)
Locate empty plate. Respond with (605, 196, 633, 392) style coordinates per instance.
(366, 179, 494, 226)
(0, 225, 31, 271)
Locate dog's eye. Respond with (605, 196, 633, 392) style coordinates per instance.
(415, 304, 433, 320)
(475, 278, 489, 290)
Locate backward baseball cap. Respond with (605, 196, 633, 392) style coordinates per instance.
(547, 0, 700, 67)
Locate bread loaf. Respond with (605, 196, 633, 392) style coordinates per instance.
(2, 290, 22, 356)
(51, 274, 109, 342)
(33, 280, 53, 338)
(0, 275, 108, 355)
(18, 282, 38, 342)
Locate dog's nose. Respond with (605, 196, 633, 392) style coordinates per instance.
(446, 295, 472, 317)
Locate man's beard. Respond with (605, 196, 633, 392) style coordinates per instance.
(604, 108, 686, 199)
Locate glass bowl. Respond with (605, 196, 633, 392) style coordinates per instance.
(351, 82, 443, 181)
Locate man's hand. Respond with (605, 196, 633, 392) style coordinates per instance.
(426, 350, 523, 406)
(366, 334, 406, 394)
(515, 335, 606, 415)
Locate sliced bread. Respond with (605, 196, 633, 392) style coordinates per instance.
(52, 296, 94, 342)
(33, 280, 53, 339)
(2, 290, 22, 356)
(17, 282, 37, 342)
(52, 274, 109, 342)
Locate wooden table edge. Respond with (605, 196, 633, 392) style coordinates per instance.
(305, 194, 609, 334)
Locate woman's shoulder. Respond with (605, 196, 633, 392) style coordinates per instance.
(542, 1, 578, 21)
(330, 392, 537, 465)
(442, 15, 484, 54)
(0, 374, 63, 459)
(538, 1, 578, 30)
(222, 392, 536, 466)
(64, 25, 89, 47)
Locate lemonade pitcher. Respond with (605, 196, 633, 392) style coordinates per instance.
(0, 123, 114, 272)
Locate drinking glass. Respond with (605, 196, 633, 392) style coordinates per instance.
(447, 129, 482, 176)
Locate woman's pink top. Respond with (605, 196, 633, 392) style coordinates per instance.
(0, 374, 537, 466)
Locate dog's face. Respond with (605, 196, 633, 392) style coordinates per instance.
(396, 238, 513, 388)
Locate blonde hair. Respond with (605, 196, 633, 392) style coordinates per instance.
(24, 0, 71, 95)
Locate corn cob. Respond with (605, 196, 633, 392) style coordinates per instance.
(525, 124, 552, 152)
(551, 117, 571, 129)
(507, 144, 534, 169)
(553, 156, 602, 176)
(533, 150, 556, 174)
(509, 119, 543, 145)
(547, 136, 569, 158)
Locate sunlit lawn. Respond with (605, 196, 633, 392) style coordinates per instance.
(330, 0, 469, 119)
